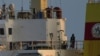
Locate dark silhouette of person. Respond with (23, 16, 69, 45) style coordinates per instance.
(70, 34, 75, 48)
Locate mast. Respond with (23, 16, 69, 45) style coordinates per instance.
(30, 0, 47, 18)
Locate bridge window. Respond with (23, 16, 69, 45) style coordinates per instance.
(8, 28, 12, 35)
(0, 28, 4, 35)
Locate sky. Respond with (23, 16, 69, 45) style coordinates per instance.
(0, 0, 88, 40)
(62, 0, 87, 40)
(48, 0, 88, 40)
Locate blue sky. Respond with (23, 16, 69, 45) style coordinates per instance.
(0, 0, 87, 40)
(63, 0, 87, 40)
(61, 0, 87, 40)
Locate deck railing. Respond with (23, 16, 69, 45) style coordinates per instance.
(0, 40, 84, 51)
(67, 40, 83, 50)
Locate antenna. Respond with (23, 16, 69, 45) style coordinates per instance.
(49, 0, 53, 8)
(59, 0, 62, 8)
(49, 0, 52, 7)
(21, 0, 23, 11)
(60, 0, 62, 7)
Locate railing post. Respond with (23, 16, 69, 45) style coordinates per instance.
(20, 41, 22, 50)
(75, 41, 77, 49)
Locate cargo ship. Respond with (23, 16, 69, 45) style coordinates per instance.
(0, 0, 99, 56)
(0, 0, 83, 56)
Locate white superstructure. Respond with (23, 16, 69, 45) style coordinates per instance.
(0, 0, 83, 56)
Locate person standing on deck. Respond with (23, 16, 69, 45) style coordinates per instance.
(70, 34, 75, 48)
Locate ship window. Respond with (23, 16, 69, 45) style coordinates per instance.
(10, 42, 12, 50)
(9, 28, 12, 35)
(33, 8, 36, 14)
(57, 22, 60, 25)
(0, 28, 4, 35)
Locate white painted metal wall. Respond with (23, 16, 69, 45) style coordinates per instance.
(47, 19, 66, 41)
(0, 19, 67, 43)
(46, 19, 67, 48)
(6, 19, 46, 42)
